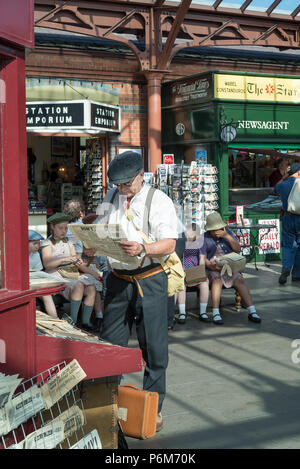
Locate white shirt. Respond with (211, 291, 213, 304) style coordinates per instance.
(29, 251, 43, 271)
(96, 184, 178, 270)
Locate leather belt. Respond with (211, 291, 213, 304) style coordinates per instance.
(112, 265, 163, 297)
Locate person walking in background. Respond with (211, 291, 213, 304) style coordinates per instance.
(274, 162, 300, 284)
(95, 151, 178, 432)
(204, 212, 261, 325)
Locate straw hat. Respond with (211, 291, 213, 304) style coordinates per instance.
(205, 212, 227, 231)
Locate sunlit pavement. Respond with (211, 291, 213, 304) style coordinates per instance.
(123, 262, 300, 449)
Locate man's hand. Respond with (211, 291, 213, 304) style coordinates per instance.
(83, 247, 96, 257)
(214, 228, 228, 239)
(119, 241, 143, 257)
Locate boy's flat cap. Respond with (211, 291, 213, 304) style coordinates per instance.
(47, 212, 71, 224)
(28, 230, 44, 241)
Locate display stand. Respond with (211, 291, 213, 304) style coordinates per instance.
(156, 161, 219, 231)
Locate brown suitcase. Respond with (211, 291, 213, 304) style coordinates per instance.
(117, 384, 159, 439)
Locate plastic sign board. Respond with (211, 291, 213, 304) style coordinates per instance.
(258, 219, 280, 254)
(163, 154, 174, 164)
(214, 74, 300, 104)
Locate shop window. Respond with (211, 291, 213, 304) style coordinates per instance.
(229, 148, 300, 206)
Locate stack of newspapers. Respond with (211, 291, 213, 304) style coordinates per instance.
(0, 360, 102, 449)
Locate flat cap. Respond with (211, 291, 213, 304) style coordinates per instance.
(288, 162, 300, 176)
(108, 151, 143, 185)
(47, 212, 71, 225)
(28, 230, 44, 241)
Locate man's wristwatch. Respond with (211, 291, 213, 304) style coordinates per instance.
(139, 244, 146, 256)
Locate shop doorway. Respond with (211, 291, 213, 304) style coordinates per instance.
(27, 133, 109, 235)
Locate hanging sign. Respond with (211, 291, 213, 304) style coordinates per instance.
(26, 100, 120, 133)
(163, 154, 174, 164)
(236, 205, 244, 225)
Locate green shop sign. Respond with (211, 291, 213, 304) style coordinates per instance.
(220, 103, 299, 141)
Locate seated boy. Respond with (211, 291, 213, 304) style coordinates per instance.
(29, 229, 58, 318)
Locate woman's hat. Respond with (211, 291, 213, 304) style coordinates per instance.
(47, 212, 71, 225)
(205, 212, 227, 231)
(28, 230, 44, 241)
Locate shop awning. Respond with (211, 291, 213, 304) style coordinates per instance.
(26, 100, 121, 134)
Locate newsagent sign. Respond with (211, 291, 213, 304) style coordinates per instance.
(26, 100, 120, 133)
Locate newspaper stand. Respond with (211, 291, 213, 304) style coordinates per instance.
(0, 2, 143, 448)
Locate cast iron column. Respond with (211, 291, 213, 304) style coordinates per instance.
(146, 73, 163, 174)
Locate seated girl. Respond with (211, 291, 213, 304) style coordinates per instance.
(176, 223, 210, 324)
(203, 212, 261, 325)
(40, 212, 100, 329)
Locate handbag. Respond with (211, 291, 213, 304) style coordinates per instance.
(185, 264, 207, 286)
(287, 178, 300, 215)
(219, 252, 246, 276)
(57, 243, 79, 279)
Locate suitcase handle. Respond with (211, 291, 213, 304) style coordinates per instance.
(119, 384, 140, 391)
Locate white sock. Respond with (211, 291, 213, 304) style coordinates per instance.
(200, 303, 208, 316)
(178, 304, 186, 318)
(212, 308, 222, 320)
(95, 311, 103, 319)
(247, 305, 260, 318)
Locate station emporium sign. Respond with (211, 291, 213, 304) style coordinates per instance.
(214, 74, 300, 103)
(26, 100, 121, 133)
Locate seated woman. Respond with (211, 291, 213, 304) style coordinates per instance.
(176, 223, 210, 324)
(29, 229, 58, 319)
(203, 212, 261, 325)
(40, 212, 100, 329)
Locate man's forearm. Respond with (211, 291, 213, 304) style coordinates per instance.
(144, 239, 176, 258)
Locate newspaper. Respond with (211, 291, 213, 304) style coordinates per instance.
(0, 407, 10, 437)
(36, 310, 108, 344)
(51, 405, 85, 440)
(0, 374, 22, 408)
(4, 385, 45, 434)
(30, 271, 69, 288)
(68, 223, 139, 266)
(70, 429, 102, 449)
(41, 359, 86, 409)
(24, 420, 65, 449)
(8, 420, 65, 450)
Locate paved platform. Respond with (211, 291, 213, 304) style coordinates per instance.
(122, 262, 300, 449)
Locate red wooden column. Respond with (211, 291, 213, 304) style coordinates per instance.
(146, 72, 163, 174)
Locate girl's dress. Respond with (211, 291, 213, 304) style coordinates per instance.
(40, 237, 94, 300)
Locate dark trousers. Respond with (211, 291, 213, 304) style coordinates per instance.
(102, 267, 169, 412)
(281, 214, 300, 278)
